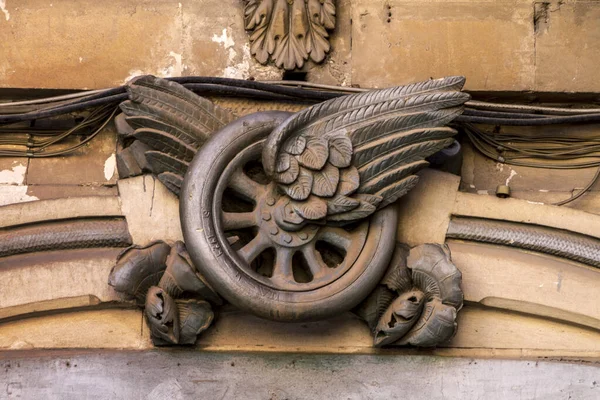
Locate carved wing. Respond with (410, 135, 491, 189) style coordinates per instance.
(119, 76, 235, 195)
(243, 0, 335, 70)
(262, 76, 470, 225)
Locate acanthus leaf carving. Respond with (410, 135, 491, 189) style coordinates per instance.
(243, 0, 336, 70)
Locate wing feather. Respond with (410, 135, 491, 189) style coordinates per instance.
(358, 138, 455, 183)
(145, 151, 189, 176)
(373, 175, 420, 209)
(262, 76, 469, 226)
(358, 160, 428, 195)
(157, 172, 184, 196)
(118, 76, 235, 197)
(133, 128, 197, 162)
(120, 115, 201, 148)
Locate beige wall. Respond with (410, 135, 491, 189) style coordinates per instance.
(0, 0, 599, 91)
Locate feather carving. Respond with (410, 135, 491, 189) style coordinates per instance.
(263, 76, 470, 226)
(119, 76, 235, 196)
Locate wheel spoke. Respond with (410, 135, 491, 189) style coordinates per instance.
(302, 245, 327, 278)
(238, 233, 270, 265)
(222, 211, 257, 231)
(272, 247, 295, 281)
(316, 227, 352, 249)
(229, 168, 261, 201)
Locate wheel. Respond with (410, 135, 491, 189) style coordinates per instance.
(181, 111, 398, 321)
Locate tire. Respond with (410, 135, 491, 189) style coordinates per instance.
(181, 111, 398, 321)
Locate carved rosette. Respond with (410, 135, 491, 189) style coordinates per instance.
(243, 0, 336, 70)
(354, 243, 463, 347)
(108, 241, 221, 346)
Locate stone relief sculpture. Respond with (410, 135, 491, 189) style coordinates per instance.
(242, 0, 336, 69)
(109, 241, 221, 345)
(109, 75, 466, 346)
(354, 244, 463, 347)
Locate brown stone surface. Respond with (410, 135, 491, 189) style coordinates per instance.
(25, 184, 118, 200)
(2, 1, 600, 91)
(449, 241, 600, 331)
(534, 2, 600, 92)
(396, 169, 461, 246)
(351, 1, 535, 91)
(0, 249, 124, 313)
(0, 196, 122, 228)
(0, 309, 146, 349)
(0, 0, 281, 89)
(26, 128, 118, 186)
(117, 174, 183, 245)
(460, 139, 600, 215)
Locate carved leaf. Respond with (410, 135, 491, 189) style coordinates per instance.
(274, 33, 309, 70)
(108, 241, 171, 305)
(306, 0, 334, 63)
(176, 299, 214, 345)
(374, 290, 425, 347)
(326, 195, 360, 215)
(276, 152, 291, 173)
(243, 0, 335, 69)
(276, 155, 300, 184)
(353, 285, 396, 331)
(292, 196, 328, 220)
(396, 298, 458, 347)
(336, 167, 360, 196)
(145, 286, 180, 345)
(297, 137, 329, 170)
(282, 167, 313, 201)
(328, 134, 353, 168)
(312, 163, 340, 197)
(283, 135, 307, 155)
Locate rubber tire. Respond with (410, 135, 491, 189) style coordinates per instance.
(181, 111, 398, 321)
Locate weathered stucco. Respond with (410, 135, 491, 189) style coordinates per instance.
(1, 0, 599, 91)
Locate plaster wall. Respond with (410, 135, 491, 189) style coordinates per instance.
(0, 0, 599, 91)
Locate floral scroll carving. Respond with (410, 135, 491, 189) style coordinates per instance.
(354, 244, 463, 347)
(108, 241, 221, 346)
(243, 0, 336, 70)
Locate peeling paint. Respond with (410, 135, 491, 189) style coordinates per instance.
(123, 51, 184, 84)
(159, 51, 183, 78)
(212, 28, 235, 49)
(212, 28, 251, 80)
(104, 153, 116, 181)
(222, 44, 251, 80)
(0, 163, 26, 184)
(526, 200, 545, 205)
(0, 0, 9, 21)
(505, 169, 518, 185)
(0, 186, 38, 206)
(123, 69, 145, 84)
